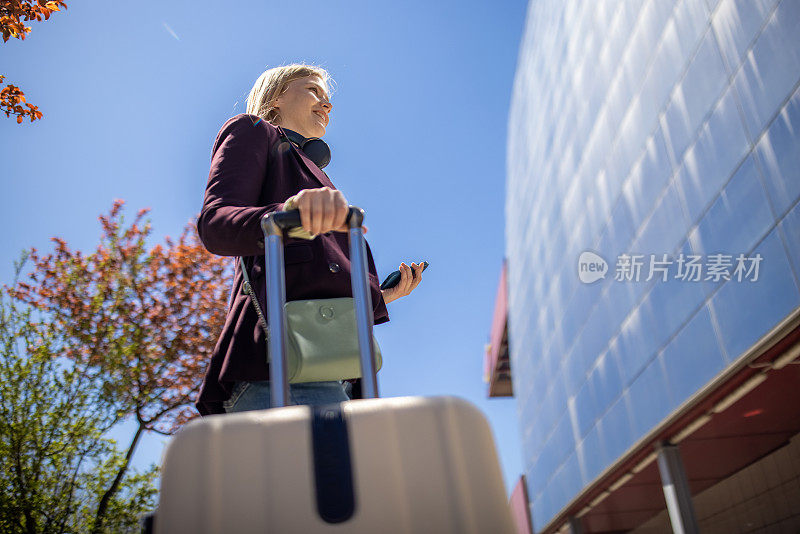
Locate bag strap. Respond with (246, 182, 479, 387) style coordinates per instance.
(239, 256, 270, 337)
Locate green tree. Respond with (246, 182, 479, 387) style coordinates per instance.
(0, 265, 158, 533)
(14, 201, 232, 532)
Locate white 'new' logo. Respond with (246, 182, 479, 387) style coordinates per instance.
(578, 251, 608, 284)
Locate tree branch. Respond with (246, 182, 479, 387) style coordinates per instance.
(90, 422, 144, 534)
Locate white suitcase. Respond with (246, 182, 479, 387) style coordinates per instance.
(153, 208, 516, 533)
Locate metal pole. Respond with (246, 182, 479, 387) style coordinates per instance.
(567, 516, 584, 534)
(347, 208, 379, 399)
(656, 443, 699, 534)
(262, 215, 290, 408)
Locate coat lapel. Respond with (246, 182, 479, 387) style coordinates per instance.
(294, 147, 336, 190)
(278, 127, 336, 190)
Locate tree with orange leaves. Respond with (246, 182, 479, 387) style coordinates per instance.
(1, 0, 68, 123)
(14, 200, 232, 532)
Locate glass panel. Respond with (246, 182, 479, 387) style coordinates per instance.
(560, 284, 599, 356)
(580, 296, 616, 371)
(564, 346, 587, 398)
(528, 435, 555, 497)
(590, 345, 625, 416)
(733, 0, 800, 138)
(622, 125, 674, 231)
(577, 421, 609, 484)
(640, 14, 684, 126)
(662, 304, 727, 406)
(778, 199, 800, 282)
(710, 227, 800, 360)
(574, 373, 598, 439)
(616, 302, 661, 386)
(662, 30, 730, 166)
(530, 468, 548, 519)
(711, 0, 779, 73)
(674, 0, 711, 61)
(560, 452, 584, 509)
(598, 196, 636, 265)
(602, 279, 638, 335)
(705, 0, 723, 14)
(688, 154, 774, 296)
(675, 83, 750, 225)
(756, 86, 800, 218)
(631, 181, 688, 258)
(628, 354, 674, 439)
(643, 241, 708, 351)
(601, 393, 635, 462)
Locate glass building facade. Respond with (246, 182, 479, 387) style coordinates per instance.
(506, 0, 800, 530)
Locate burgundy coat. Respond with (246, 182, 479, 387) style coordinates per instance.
(195, 114, 389, 415)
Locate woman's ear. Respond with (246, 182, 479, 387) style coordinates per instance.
(266, 100, 280, 122)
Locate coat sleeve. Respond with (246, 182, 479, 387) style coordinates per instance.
(197, 114, 285, 257)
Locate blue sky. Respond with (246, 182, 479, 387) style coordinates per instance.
(1, 0, 529, 495)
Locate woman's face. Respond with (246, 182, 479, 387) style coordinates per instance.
(274, 75, 331, 138)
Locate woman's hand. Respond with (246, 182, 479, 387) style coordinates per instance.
(291, 187, 348, 236)
(381, 262, 425, 304)
(289, 187, 368, 237)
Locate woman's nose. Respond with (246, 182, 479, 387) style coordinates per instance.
(321, 101, 332, 112)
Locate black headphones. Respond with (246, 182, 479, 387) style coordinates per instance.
(278, 126, 331, 170)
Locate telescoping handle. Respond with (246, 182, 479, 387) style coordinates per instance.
(260, 206, 379, 408)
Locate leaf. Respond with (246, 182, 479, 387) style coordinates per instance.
(16, 115, 23, 123)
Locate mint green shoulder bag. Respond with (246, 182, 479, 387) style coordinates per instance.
(239, 257, 382, 383)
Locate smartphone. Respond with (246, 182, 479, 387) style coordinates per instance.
(380, 261, 429, 290)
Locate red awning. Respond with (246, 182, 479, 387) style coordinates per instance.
(510, 475, 533, 534)
(485, 260, 512, 397)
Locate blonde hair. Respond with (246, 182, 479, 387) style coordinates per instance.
(245, 63, 332, 124)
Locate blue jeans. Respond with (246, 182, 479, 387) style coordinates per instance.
(223, 380, 352, 413)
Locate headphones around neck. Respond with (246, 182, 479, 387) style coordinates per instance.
(278, 126, 331, 170)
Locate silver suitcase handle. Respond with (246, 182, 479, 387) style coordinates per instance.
(261, 206, 379, 407)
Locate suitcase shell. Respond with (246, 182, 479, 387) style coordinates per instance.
(154, 207, 515, 532)
(156, 395, 515, 533)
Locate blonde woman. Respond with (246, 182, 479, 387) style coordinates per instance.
(195, 64, 424, 415)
